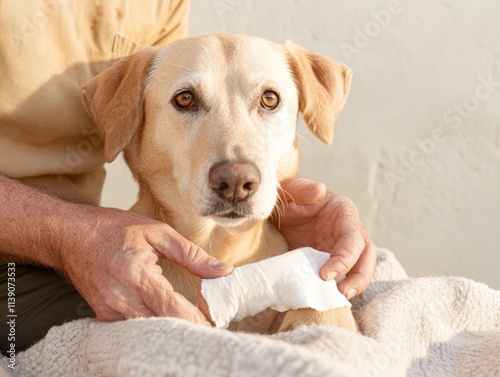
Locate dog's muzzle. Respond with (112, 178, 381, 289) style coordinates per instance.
(207, 161, 261, 218)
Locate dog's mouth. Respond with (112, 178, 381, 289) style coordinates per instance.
(202, 202, 254, 222)
(205, 208, 250, 220)
(212, 210, 245, 219)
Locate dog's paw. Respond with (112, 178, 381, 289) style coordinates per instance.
(269, 307, 358, 334)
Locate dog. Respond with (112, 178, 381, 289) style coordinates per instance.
(81, 34, 357, 333)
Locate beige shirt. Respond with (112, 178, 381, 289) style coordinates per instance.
(0, 0, 188, 204)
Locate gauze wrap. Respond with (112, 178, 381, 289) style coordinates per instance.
(200, 247, 351, 328)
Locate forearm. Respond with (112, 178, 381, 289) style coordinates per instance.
(0, 174, 86, 270)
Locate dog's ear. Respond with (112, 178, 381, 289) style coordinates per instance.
(81, 48, 156, 162)
(285, 42, 352, 145)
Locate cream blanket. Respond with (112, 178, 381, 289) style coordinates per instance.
(2, 249, 499, 377)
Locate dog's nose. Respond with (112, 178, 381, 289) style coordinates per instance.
(208, 162, 261, 203)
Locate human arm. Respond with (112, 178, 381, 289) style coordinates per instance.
(0, 174, 233, 323)
(274, 178, 377, 299)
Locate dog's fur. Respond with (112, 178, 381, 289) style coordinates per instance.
(81, 34, 356, 333)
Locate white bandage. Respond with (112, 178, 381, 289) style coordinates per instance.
(200, 247, 351, 328)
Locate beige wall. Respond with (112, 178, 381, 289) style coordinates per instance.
(101, 0, 500, 289)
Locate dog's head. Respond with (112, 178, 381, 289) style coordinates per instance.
(82, 34, 351, 227)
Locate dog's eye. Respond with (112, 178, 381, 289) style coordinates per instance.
(174, 91, 194, 108)
(260, 91, 279, 110)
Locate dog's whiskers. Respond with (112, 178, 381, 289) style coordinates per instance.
(278, 186, 295, 206)
(271, 187, 289, 229)
(295, 132, 316, 150)
(269, 209, 281, 229)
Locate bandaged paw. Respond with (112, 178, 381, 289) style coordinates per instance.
(199, 247, 351, 328)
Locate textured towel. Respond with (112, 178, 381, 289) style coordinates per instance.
(1, 248, 499, 377)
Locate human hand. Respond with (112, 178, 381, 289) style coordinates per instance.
(273, 178, 376, 299)
(58, 206, 233, 323)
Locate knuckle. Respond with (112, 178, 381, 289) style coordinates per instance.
(337, 195, 357, 212)
(334, 254, 356, 273)
(367, 244, 377, 260)
(355, 233, 367, 252)
(183, 242, 206, 266)
(333, 243, 364, 272)
(103, 295, 124, 313)
(341, 231, 366, 255)
(355, 276, 371, 292)
(97, 309, 119, 322)
(162, 295, 182, 317)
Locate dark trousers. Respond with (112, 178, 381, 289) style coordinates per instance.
(0, 262, 94, 354)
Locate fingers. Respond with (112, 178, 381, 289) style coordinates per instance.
(318, 195, 369, 284)
(146, 228, 233, 279)
(279, 178, 327, 204)
(93, 293, 156, 322)
(99, 305, 156, 321)
(168, 292, 211, 325)
(95, 272, 210, 325)
(337, 241, 377, 299)
(141, 273, 210, 325)
(318, 214, 377, 300)
(319, 230, 365, 281)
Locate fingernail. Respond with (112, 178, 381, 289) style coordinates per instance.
(210, 260, 231, 270)
(326, 271, 338, 281)
(346, 288, 357, 300)
(295, 177, 312, 185)
(303, 178, 320, 188)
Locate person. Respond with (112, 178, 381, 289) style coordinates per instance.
(0, 0, 376, 353)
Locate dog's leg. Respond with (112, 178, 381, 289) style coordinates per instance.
(269, 307, 358, 334)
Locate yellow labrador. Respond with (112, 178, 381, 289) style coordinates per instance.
(81, 34, 356, 333)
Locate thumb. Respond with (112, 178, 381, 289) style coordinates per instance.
(279, 178, 327, 205)
(147, 226, 233, 278)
